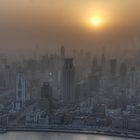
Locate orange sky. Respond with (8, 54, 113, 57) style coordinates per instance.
(0, 0, 140, 57)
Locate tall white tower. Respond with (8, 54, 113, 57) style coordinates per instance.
(16, 72, 26, 110)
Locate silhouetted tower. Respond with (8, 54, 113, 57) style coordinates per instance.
(88, 57, 100, 92)
(120, 62, 127, 82)
(101, 51, 106, 68)
(60, 45, 65, 58)
(130, 66, 136, 88)
(100, 52, 106, 88)
(62, 58, 75, 104)
(91, 57, 98, 74)
(40, 82, 53, 113)
(110, 59, 117, 77)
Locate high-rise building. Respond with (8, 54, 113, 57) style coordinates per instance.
(129, 66, 136, 88)
(91, 57, 98, 74)
(41, 82, 52, 99)
(88, 57, 100, 92)
(4, 65, 12, 89)
(16, 72, 26, 110)
(110, 59, 117, 77)
(62, 58, 75, 104)
(120, 62, 127, 82)
(101, 52, 106, 68)
(60, 45, 65, 58)
(40, 82, 53, 113)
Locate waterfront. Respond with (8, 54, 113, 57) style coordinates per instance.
(0, 132, 137, 140)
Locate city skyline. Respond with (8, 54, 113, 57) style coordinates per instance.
(1, 1, 140, 139)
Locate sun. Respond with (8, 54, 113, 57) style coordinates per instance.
(92, 17, 101, 25)
(83, 11, 107, 29)
(90, 16, 102, 26)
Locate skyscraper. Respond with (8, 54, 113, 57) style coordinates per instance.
(16, 72, 26, 110)
(88, 57, 100, 92)
(41, 82, 52, 99)
(40, 82, 53, 113)
(62, 58, 75, 104)
(60, 45, 65, 59)
(110, 59, 117, 77)
(129, 66, 136, 88)
(120, 62, 127, 83)
(101, 51, 106, 68)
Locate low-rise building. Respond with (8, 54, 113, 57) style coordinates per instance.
(25, 110, 49, 127)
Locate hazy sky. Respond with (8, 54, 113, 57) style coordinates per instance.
(0, 0, 140, 58)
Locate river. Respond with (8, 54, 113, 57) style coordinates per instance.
(0, 132, 137, 140)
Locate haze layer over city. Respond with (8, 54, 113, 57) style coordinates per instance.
(0, 0, 140, 58)
(0, 0, 140, 140)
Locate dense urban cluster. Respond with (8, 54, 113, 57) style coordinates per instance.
(0, 46, 140, 133)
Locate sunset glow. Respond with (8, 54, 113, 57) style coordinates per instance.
(90, 16, 103, 27)
(0, 0, 140, 53)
